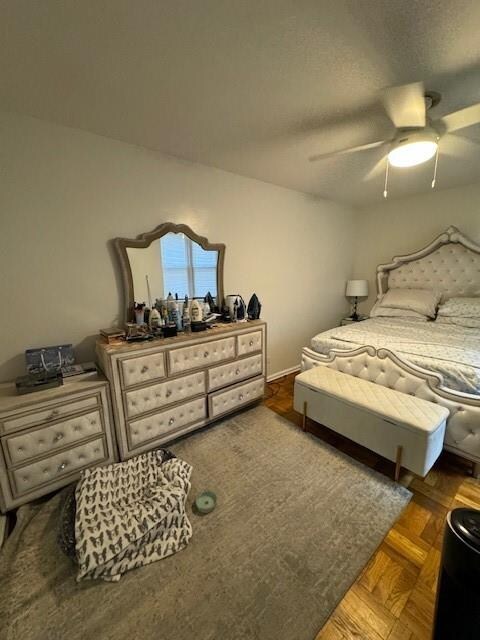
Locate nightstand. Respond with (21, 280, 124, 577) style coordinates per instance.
(340, 315, 369, 327)
(0, 374, 117, 512)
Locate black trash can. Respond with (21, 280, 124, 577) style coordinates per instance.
(433, 508, 480, 639)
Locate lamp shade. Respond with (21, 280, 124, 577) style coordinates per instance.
(346, 279, 369, 297)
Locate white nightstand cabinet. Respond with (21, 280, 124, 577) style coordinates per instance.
(0, 375, 117, 512)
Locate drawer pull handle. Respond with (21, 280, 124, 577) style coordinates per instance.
(166, 390, 172, 398)
(141, 365, 149, 374)
(204, 351, 209, 358)
(47, 409, 60, 420)
(58, 462, 67, 472)
(239, 394, 244, 401)
(55, 433, 64, 442)
(249, 340, 254, 347)
(169, 417, 175, 426)
(235, 369, 241, 375)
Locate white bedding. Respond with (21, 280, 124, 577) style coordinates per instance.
(310, 318, 480, 395)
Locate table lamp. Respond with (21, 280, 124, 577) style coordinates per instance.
(346, 280, 369, 321)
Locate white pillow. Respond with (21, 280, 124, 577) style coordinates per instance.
(436, 316, 480, 329)
(437, 297, 480, 318)
(374, 288, 441, 319)
(370, 303, 428, 321)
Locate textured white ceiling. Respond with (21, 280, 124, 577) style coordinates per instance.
(1, 0, 480, 205)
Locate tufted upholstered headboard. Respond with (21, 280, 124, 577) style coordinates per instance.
(376, 226, 480, 302)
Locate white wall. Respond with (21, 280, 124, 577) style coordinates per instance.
(0, 112, 355, 382)
(353, 183, 480, 311)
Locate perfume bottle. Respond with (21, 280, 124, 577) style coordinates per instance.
(190, 299, 203, 322)
(170, 305, 179, 329)
(159, 299, 167, 325)
(175, 297, 182, 331)
(204, 295, 211, 318)
(162, 306, 169, 327)
(143, 306, 151, 326)
(182, 296, 191, 333)
(166, 292, 175, 323)
(134, 302, 145, 325)
(149, 306, 161, 330)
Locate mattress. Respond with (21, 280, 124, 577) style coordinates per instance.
(310, 318, 480, 395)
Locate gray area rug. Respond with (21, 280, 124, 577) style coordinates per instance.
(0, 406, 411, 640)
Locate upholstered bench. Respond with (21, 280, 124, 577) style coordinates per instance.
(294, 366, 449, 479)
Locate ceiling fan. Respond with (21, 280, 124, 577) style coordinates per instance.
(309, 82, 480, 196)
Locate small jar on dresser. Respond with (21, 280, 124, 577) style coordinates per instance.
(0, 375, 117, 512)
(96, 321, 267, 461)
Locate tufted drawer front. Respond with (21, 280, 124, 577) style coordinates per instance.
(208, 354, 263, 391)
(120, 352, 166, 388)
(3, 410, 104, 466)
(1, 395, 99, 434)
(128, 397, 207, 448)
(169, 337, 235, 375)
(237, 331, 262, 356)
(209, 376, 265, 418)
(125, 372, 206, 418)
(10, 437, 106, 497)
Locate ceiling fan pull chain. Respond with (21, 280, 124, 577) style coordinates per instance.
(431, 145, 439, 189)
(383, 158, 390, 198)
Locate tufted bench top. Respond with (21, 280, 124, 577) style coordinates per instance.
(296, 366, 449, 436)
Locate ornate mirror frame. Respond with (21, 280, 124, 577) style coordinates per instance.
(114, 222, 226, 323)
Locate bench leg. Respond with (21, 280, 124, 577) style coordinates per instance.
(395, 445, 403, 482)
(302, 401, 307, 432)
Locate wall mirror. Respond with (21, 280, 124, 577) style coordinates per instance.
(114, 223, 225, 322)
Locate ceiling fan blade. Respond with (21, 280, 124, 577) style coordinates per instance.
(437, 103, 480, 133)
(440, 133, 480, 157)
(381, 82, 426, 129)
(363, 154, 388, 182)
(309, 140, 386, 163)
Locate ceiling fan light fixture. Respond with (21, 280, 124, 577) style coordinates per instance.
(387, 130, 438, 168)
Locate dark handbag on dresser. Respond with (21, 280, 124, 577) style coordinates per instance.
(25, 344, 75, 375)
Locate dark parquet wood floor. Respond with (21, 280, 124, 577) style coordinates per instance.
(264, 373, 480, 640)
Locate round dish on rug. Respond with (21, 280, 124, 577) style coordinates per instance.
(0, 405, 411, 640)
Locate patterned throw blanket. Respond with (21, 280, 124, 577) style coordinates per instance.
(75, 450, 193, 582)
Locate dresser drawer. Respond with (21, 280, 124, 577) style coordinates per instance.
(1, 394, 99, 434)
(128, 397, 207, 449)
(208, 354, 263, 391)
(168, 337, 235, 375)
(237, 331, 262, 356)
(120, 352, 166, 388)
(209, 376, 265, 418)
(2, 409, 104, 466)
(10, 437, 107, 497)
(125, 372, 206, 418)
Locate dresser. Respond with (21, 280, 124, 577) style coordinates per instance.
(96, 321, 266, 460)
(0, 375, 117, 512)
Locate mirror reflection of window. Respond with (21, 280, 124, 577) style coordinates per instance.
(160, 233, 217, 299)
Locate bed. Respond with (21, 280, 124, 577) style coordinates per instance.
(310, 318, 480, 395)
(301, 226, 480, 473)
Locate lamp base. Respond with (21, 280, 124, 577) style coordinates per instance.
(350, 296, 359, 321)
